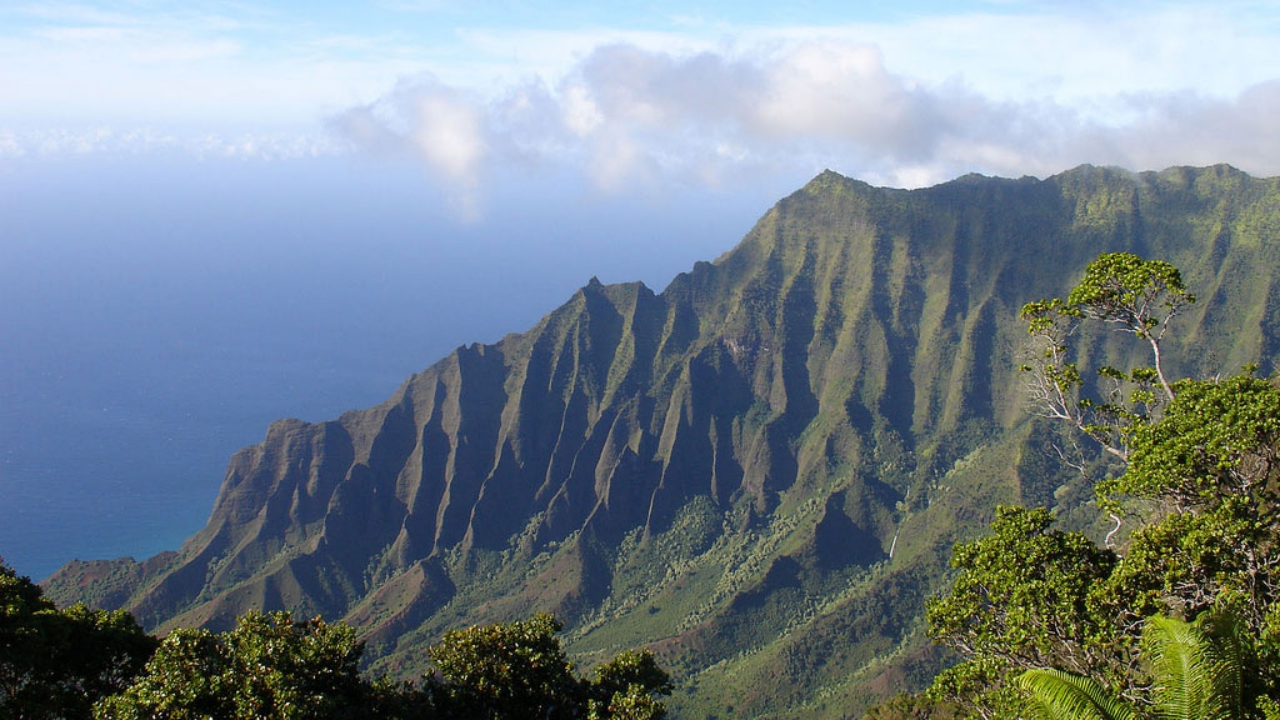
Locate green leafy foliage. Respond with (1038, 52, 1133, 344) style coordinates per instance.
(94, 611, 379, 720)
(924, 506, 1117, 715)
(1141, 614, 1243, 720)
(862, 692, 960, 720)
(586, 650, 674, 720)
(426, 613, 671, 720)
(1091, 374, 1280, 637)
(1017, 612, 1250, 720)
(926, 507, 1116, 668)
(4, 546, 669, 720)
(925, 253, 1280, 719)
(82, 609, 669, 720)
(1065, 253, 1193, 339)
(1018, 668, 1135, 720)
(426, 613, 581, 720)
(1, 560, 156, 719)
(1019, 252, 1195, 462)
(1103, 373, 1280, 508)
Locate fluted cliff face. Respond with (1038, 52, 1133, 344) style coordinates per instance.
(48, 165, 1280, 718)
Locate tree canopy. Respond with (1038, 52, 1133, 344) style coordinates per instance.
(424, 613, 671, 720)
(907, 253, 1280, 720)
(94, 611, 378, 720)
(1, 560, 156, 720)
(1, 557, 670, 720)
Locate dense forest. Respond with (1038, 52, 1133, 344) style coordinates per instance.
(1, 567, 671, 719)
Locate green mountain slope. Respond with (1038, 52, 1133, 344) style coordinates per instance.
(46, 164, 1280, 718)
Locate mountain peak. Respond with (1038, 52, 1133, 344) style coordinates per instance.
(798, 167, 873, 195)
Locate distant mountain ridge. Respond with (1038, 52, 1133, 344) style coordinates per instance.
(47, 164, 1280, 718)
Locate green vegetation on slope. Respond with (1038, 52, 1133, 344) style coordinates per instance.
(897, 253, 1280, 720)
(1, 560, 156, 719)
(44, 165, 1280, 718)
(4, 561, 671, 720)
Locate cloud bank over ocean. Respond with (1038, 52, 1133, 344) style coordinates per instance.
(4, 2, 1279, 203)
(331, 39, 1280, 194)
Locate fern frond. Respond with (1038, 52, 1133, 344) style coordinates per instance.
(1017, 668, 1136, 720)
(1142, 615, 1236, 720)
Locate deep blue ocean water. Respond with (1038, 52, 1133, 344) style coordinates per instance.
(0, 155, 796, 581)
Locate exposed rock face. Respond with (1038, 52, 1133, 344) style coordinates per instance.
(47, 165, 1280, 718)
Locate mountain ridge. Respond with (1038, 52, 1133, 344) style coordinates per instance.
(46, 163, 1280, 718)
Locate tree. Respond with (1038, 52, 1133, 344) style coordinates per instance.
(1018, 253, 1280, 632)
(927, 466, 1280, 719)
(0, 559, 670, 720)
(82, 607, 668, 720)
(425, 613, 671, 720)
(1058, 252, 1193, 401)
(1, 560, 156, 719)
(95, 611, 383, 720)
(862, 692, 960, 720)
(925, 253, 1280, 718)
(1019, 252, 1194, 465)
(1, 560, 53, 714)
(924, 507, 1118, 717)
(585, 650, 673, 720)
(426, 613, 582, 720)
(1064, 372, 1280, 710)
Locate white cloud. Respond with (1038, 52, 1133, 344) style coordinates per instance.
(0, 130, 23, 158)
(8, 1, 1280, 203)
(753, 43, 945, 158)
(0, 127, 342, 160)
(331, 21, 1280, 197)
(749, 4, 1280, 112)
(588, 127, 650, 190)
(560, 83, 602, 137)
(410, 91, 487, 182)
(330, 77, 490, 219)
(1098, 82, 1280, 174)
